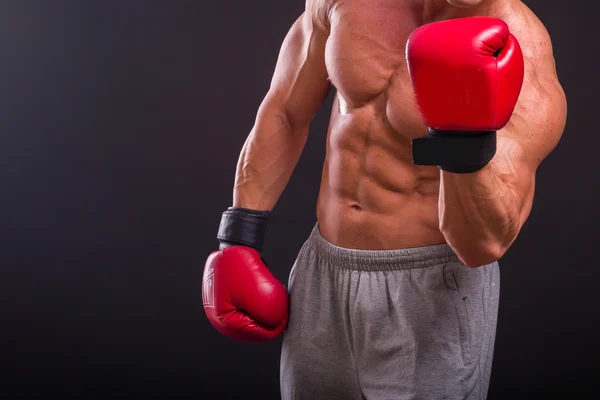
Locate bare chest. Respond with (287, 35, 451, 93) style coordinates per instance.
(325, 0, 423, 131)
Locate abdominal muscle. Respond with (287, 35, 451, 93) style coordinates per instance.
(316, 93, 447, 250)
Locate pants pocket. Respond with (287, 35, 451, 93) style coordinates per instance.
(442, 263, 472, 366)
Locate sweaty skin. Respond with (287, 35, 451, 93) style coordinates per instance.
(233, 0, 566, 265)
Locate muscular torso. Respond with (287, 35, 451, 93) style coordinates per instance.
(315, 0, 538, 250)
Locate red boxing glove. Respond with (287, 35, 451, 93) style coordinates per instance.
(406, 17, 524, 173)
(202, 207, 288, 342)
(203, 246, 288, 342)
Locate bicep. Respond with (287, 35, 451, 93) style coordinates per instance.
(260, 7, 331, 131)
(509, 70, 567, 166)
(505, 13, 568, 167)
(493, 72, 567, 224)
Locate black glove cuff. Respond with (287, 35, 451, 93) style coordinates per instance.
(411, 128, 497, 174)
(216, 207, 271, 252)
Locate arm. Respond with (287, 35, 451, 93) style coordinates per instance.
(202, 3, 331, 343)
(439, 27, 567, 267)
(233, 2, 331, 210)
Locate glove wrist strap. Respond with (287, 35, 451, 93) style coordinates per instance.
(411, 128, 497, 174)
(217, 207, 271, 252)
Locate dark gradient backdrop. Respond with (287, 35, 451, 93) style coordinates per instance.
(1, 1, 597, 398)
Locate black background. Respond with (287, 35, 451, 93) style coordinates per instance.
(1, 0, 597, 398)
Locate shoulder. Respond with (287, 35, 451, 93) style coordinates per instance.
(504, 3, 562, 90)
(505, 4, 554, 64)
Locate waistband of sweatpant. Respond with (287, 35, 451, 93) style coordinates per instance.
(306, 223, 461, 271)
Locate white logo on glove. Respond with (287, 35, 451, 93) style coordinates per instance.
(202, 268, 215, 308)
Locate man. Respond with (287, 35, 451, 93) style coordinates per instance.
(202, 0, 567, 398)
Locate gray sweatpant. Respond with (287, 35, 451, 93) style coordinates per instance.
(280, 224, 500, 400)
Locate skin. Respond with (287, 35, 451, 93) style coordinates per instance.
(232, 0, 567, 267)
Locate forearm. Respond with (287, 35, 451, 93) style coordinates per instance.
(233, 105, 308, 211)
(439, 165, 521, 267)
